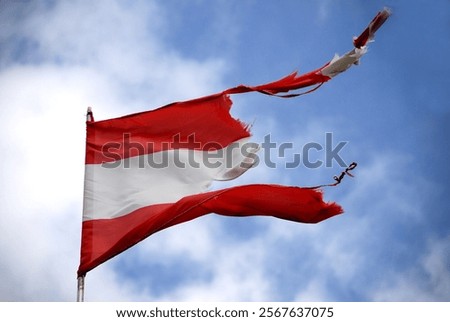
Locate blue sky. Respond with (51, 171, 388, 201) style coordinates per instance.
(0, 0, 448, 301)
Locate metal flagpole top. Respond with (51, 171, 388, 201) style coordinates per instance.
(86, 106, 94, 122)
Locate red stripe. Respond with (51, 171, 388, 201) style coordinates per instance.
(86, 94, 251, 164)
(78, 184, 342, 276)
(353, 8, 391, 48)
(224, 70, 331, 96)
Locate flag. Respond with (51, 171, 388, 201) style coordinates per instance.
(78, 8, 390, 277)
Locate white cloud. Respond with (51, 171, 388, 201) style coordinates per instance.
(317, 0, 332, 22)
(294, 279, 331, 302)
(287, 153, 445, 302)
(158, 238, 272, 301)
(0, 0, 226, 301)
(371, 236, 450, 301)
(1, 0, 446, 303)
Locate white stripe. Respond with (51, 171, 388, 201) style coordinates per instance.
(321, 47, 367, 78)
(83, 138, 259, 220)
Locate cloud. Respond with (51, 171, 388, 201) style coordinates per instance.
(1, 0, 447, 302)
(317, 0, 332, 22)
(0, 0, 226, 301)
(157, 237, 272, 301)
(288, 152, 448, 302)
(372, 236, 450, 301)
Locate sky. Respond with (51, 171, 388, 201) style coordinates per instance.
(0, 0, 449, 301)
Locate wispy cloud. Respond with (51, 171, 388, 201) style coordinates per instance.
(0, 0, 447, 302)
(372, 236, 450, 301)
(0, 0, 226, 301)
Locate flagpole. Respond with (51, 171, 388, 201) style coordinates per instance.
(77, 275, 85, 302)
(77, 107, 93, 302)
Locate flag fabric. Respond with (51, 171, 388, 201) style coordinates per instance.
(78, 9, 390, 277)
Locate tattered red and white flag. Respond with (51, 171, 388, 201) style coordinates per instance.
(78, 9, 390, 277)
